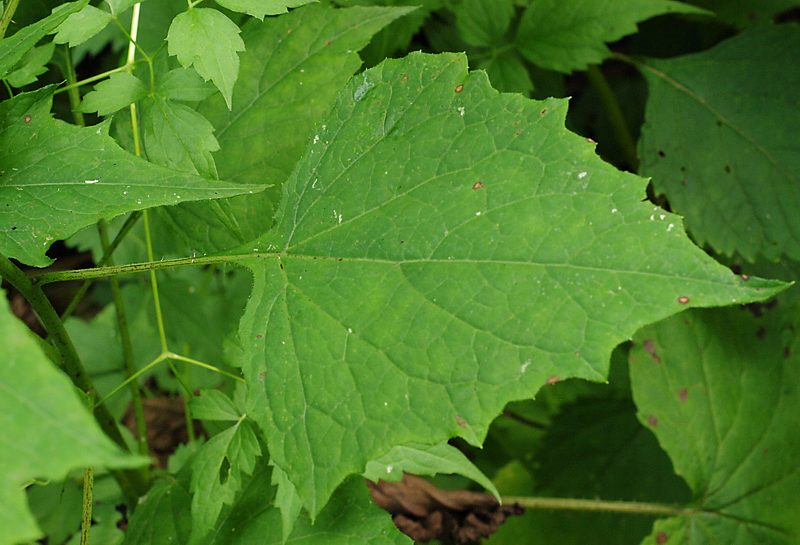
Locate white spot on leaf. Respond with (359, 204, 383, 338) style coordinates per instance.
(84, 179, 99, 184)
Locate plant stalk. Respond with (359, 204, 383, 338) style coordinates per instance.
(80, 467, 94, 545)
(62, 45, 85, 126)
(99, 221, 149, 460)
(0, 0, 21, 39)
(502, 495, 696, 517)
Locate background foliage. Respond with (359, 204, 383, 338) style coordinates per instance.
(1, 1, 798, 544)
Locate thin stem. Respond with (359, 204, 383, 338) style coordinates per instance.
(586, 64, 639, 170)
(54, 65, 132, 95)
(80, 467, 94, 545)
(0, 0, 21, 39)
(0, 255, 148, 502)
(62, 46, 85, 126)
(60, 211, 143, 321)
(142, 211, 168, 352)
(34, 252, 270, 285)
(502, 495, 697, 517)
(99, 221, 149, 459)
(167, 360, 196, 443)
(94, 351, 244, 409)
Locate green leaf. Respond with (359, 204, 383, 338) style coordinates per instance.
(271, 465, 303, 542)
(205, 469, 411, 545)
(156, 67, 217, 102)
(167, 7, 245, 109)
(454, 0, 514, 47)
(638, 25, 800, 262)
(190, 390, 240, 421)
(238, 51, 786, 515)
(214, 0, 316, 19)
(364, 442, 500, 500)
(189, 419, 261, 543)
(53, 4, 112, 47)
(0, 88, 261, 266)
(630, 304, 800, 544)
(479, 50, 533, 95)
(123, 477, 193, 545)
(515, 0, 706, 73)
(4, 41, 54, 88)
(683, 0, 800, 27)
(142, 96, 220, 178)
(79, 72, 147, 115)
(0, 288, 147, 545)
(0, 0, 87, 79)
(151, 4, 412, 256)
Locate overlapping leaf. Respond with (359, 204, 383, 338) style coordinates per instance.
(638, 25, 800, 261)
(237, 51, 785, 515)
(0, 288, 147, 545)
(684, 0, 800, 27)
(214, 0, 316, 19)
(0, 89, 262, 266)
(630, 304, 800, 544)
(152, 4, 413, 255)
(515, 0, 705, 73)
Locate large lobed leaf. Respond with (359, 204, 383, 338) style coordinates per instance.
(630, 302, 800, 544)
(0, 89, 262, 266)
(638, 25, 800, 262)
(236, 51, 785, 515)
(0, 288, 147, 545)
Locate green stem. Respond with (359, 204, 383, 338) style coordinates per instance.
(502, 495, 696, 517)
(80, 467, 94, 545)
(54, 65, 132, 95)
(99, 221, 149, 459)
(585, 64, 639, 170)
(33, 252, 270, 285)
(62, 46, 85, 126)
(0, 255, 148, 502)
(0, 0, 21, 39)
(60, 211, 142, 321)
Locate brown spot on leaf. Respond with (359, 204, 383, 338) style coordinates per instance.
(677, 296, 690, 304)
(546, 375, 560, 385)
(325, 39, 332, 46)
(539, 107, 548, 116)
(472, 181, 484, 190)
(756, 327, 766, 340)
(678, 388, 688, 401)
(255, 334, 263, 340)
(657, 150, 666, 157)
(784, 346, 791, 359)
(515, 128, 523, 136)
(647, 415, 658, 427)
(455, 415, 467, 428)
(643, 339, 661, 364)
(23, 115, 32, 123)
(740, 274, 750, 281)
(368, 474, 523, 545)
(258, 371, 266, 381)
(656, 531, 668, 544)
(454, 84, 464, 93)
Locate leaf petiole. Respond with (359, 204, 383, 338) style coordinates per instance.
(502, 496, 698, 517)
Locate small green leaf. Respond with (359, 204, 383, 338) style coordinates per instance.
(516, 0, 707, 73)
(638, 25, 800, 261)
(0, 0, 88, 79)
(272, 465, 303, 543)
(156, 67, 216, 102)
(0, 88, 262, 266)
(142, 96, 220, 178)
(365, 442, 500, 500)
(79, 72, 147, 115)
(239, 51, 786, 515)
(0, 288, 147, 545)
(123, 477, 193, 545)
(190, 390, 240, 421)
(214, 0, 316, 20)
(53, 4, 112, 47)
(189, 419, 261, 544)
(167, 7, 245, 109)
(454, 0, 514, 47)
(630, 305, 800, 544)
(4, 42, 54, 88)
